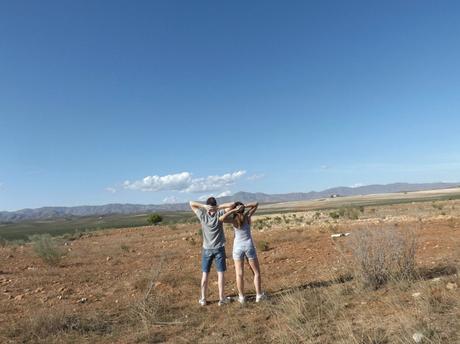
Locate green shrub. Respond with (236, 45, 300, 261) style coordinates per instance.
(29, 234, 65, 266)
(147, 214, 163, 225)
(257, 240, 269, 252)
(329, 211, 340, 219)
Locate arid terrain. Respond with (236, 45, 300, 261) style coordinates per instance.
(1, 191, 460, 343)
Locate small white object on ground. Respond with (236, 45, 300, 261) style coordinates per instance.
(411, 292, 421, 298)
(412, 332, 424, 343)
(331, 233, 351, 238)
(446, 282, 457, 290)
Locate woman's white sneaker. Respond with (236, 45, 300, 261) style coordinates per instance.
(198, 298, 207, 306)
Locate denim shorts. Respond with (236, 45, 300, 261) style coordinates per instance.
(201, 246, 227, 273)
(233, 245, 257, 260)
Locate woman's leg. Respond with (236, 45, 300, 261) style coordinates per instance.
(234, 259, 245, 297)
(248, 257, 262, 296)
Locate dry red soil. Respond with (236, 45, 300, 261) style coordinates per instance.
(1, 202, 460, 343)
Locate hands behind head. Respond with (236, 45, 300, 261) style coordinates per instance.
(235, 205, 244, 213)
(206, 205, 218, 212)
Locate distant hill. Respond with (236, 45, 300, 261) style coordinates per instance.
(1, 182, 458, 223)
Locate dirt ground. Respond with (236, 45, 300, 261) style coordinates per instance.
(1, 199, 460, 343)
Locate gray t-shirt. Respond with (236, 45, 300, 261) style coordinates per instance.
(195, 208, 226, 249)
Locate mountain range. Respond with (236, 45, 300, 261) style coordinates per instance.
(1, 182, 458, 223)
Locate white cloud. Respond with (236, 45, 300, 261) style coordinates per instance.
(124, 170, 246, 193)
(216, 190, 232, 197)
(105, 187, 117, 193)
(350, 183, 364, 188)
(184, 171, 245, 193)
(247, 173, 265, 181)
(163, 196, 179, 204)
(198, 190, 233, 202)
(124, 172, 192, 192)
(198, 194, 209, 201)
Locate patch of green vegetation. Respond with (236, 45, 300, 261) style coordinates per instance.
(29, 234, 65, 266)
(147, 213, 163, 225)
(0, 211, 195, 242)
(257, 240, 269, 252)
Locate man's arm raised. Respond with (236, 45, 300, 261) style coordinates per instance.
(189, 201, 209, 214)
(217, 202, 236, 212)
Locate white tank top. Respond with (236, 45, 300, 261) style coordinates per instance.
(233, 221, 253, 247)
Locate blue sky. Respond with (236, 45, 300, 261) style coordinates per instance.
(1, 1, 460, 211)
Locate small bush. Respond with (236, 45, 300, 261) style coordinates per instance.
(121, 244, 130, 252)
(29, 234, 65, 266)
(329, 211, 340, 219)
(147, 214, 163, 225)
(257, 240, 269, 252)
(348, 228, 417, 289)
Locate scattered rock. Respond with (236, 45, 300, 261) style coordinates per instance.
(430, 277, 441, 283)
(78, 297, 88, 304)
(106, 256, 112, 261)
(446, 282, 457, 290)
(412, 292, 421, 298)
(14, 295, 24, 301)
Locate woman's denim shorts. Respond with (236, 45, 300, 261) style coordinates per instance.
(233, 245, 257, 260)
(201, 246, 227, 273)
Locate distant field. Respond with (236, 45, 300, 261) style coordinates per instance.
(0, 211, 196, 241)
(259, 187, 460, 213)
(2, 188, 460, 241)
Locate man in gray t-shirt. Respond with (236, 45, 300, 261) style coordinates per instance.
(190, 197, 235, 306)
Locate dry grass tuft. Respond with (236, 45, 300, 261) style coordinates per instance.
(5, 309, 112, 343)
(29, 234, 65, 266)
(347, 227, 417, 289)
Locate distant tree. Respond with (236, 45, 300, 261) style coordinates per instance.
(147, 213, 163, 225)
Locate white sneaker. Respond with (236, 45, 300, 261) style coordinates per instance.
(198, 298, 206, 306)
(218, 297, 231, 306)
(238, 295, 246, 304)
(256, 293, 267, 302)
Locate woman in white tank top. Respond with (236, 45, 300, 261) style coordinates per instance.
(219, 202, 266, 304)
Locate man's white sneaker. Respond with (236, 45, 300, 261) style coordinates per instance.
(256, 293, 267, 302)
(238, 295, 246, 304)
(198, 298, 207, 306)
(218, 297, 231, 306)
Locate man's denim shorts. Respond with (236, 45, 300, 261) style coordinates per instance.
(233, 245, 257, 260)
(201, 246, 227, 273)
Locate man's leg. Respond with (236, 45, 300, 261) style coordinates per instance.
(217, 271, 225, 301)
(200, 249, 212, 304)
(201, 272, 209, 301)
(215, 247, 227, 302)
